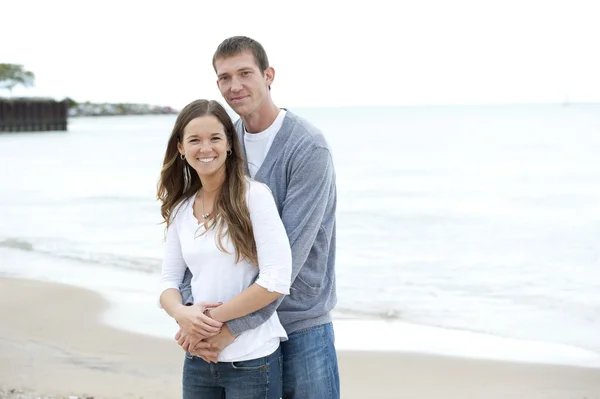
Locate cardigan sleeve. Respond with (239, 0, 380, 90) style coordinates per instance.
(248, 181, 292, 295)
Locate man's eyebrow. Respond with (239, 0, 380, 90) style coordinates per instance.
(218, 68, 253, 77)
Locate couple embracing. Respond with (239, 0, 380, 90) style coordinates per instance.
(157, 35, 339, 399)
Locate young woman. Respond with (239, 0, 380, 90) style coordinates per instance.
(157, 99, 291, 398)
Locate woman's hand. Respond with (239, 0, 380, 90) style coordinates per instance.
(174, 302, 223, 351)
(191, 324, 236, 363)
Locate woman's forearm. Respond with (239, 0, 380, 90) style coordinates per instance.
(208, 283, 283, 323)
(160, 288, 187, 319)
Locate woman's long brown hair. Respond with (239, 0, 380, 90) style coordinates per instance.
(156, 99, 257, 266)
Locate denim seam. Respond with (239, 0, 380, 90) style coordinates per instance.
(322, 325, 333, 398)
(265, 359, 270, 399)
(292, 324, 321, 335)
(231, 357, 269, 371)
(211, 363, 221, 386)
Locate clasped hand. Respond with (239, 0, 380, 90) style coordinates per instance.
(174, 302, 235, 363)
(174, 301, 222, 352)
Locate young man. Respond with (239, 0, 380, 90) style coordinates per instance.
(177, 36, 340, 398)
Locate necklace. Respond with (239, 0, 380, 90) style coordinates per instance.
(201, 191, 211, 219)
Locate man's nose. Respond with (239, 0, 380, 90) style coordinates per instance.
(230, 76, 243, 92)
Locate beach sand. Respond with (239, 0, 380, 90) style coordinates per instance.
(1, 277, 600, 399)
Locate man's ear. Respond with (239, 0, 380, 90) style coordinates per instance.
(265, 66, 275, 87)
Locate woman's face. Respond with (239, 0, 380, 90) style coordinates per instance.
(178, 115, 230, 180)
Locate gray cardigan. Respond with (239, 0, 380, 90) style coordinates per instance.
(180, 110, 337, 335)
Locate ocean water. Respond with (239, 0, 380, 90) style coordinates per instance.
(1, 103, 600, 367)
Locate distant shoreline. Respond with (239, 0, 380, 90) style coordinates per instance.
(0, 96, 180, 118)
(68, 101, 178, 117)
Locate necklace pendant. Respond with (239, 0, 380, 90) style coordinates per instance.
(201, 212, 211, 219)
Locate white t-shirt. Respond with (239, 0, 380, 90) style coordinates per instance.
(244, 109, 287, 178)
(158, 179, 292, 362)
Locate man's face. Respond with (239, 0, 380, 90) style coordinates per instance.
(215, 51, 273, 118)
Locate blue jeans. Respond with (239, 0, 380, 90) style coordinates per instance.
(281, 323, 340, 399)
(182, 346, 282, 399)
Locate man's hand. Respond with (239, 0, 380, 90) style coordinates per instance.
(190, 340, 218, 363)
(189, 324, 236, 363)
(175, 326, 204, 354)
(174, 301, 222, 352)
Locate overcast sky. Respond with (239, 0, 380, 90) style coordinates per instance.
(2, 0, 598, 108)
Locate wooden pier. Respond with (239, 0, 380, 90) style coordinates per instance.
(0, 99, 68, 132)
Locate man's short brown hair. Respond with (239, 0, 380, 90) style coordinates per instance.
(212, 36, 270, 73)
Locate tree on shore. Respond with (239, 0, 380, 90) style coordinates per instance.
(0, 64, 35, 95)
